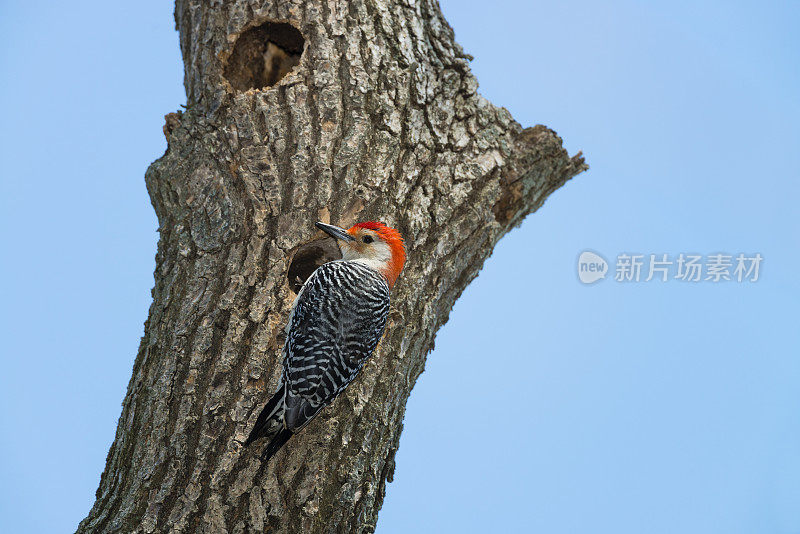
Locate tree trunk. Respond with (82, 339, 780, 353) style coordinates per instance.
(78, 1, 586, 532)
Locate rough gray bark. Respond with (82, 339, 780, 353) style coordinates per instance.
(78, 1, 586, 532)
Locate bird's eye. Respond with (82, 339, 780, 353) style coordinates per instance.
(362, 235, 374, 244)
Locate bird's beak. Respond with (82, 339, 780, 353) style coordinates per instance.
(315, 222, 355, 242)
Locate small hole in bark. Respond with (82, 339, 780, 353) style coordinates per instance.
(287, 239, 342, 294)
(224, 21, 304, 91)
(492, 181, 522, 226)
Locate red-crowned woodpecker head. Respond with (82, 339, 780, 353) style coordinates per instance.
(315, 221, 406, 288)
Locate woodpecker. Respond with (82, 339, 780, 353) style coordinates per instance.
(245, 220, 406, 462)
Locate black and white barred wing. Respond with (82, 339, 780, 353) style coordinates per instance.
(283, 261, 390, 430)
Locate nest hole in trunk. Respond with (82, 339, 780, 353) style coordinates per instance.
(224, 21, 305, 91)
(287, 239, 342, 294)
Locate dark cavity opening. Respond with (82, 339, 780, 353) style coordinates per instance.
(287, 238, 342, 294)
(224, 21, 305, 91)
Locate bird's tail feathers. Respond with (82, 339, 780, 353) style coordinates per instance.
(244, 386, 285, 447)
(262, 428, 293, 463)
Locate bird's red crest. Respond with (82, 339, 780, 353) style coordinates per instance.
(349, 221, 406, 287)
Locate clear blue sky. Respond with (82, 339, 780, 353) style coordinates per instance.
(1, 1, 798, 533)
